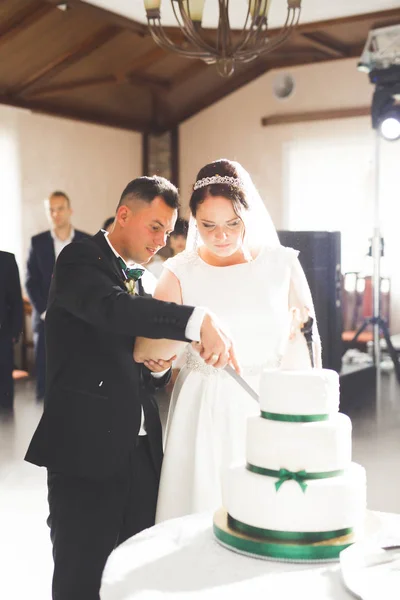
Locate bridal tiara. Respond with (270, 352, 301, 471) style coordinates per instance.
(193, 175, 244, 191)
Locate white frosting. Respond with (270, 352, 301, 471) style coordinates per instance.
(223, 462, 366, 534)
(259, 368, 340, 415)
(246, 413, 352, 472)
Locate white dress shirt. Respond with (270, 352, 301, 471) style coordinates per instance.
(104, 233, 205, 435)
(51, 227, 75, 259)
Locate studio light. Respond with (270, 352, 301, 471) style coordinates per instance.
(369, 65, 400, 141)
(358, 25, 400, 141)
(380, 112, 400, 141)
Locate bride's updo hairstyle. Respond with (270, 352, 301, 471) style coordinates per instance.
(186, 158, 280, 251)
(189, 159, 249, 219)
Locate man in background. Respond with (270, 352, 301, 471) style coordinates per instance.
(26, 191, 89, 400)
(102, 216, 114, 233)
(169, 217, 188, 256)
(0, 251, 23, 411)
(146, 217, 188, 279)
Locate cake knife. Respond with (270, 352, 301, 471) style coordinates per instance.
(224, 364, 259, 402)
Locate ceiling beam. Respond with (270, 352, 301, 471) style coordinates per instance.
(299, 33, 347, 58)
(27, 75, 117, 98)
(0, 93, 150, 133)
(0, 1, 53, 49)
(44, 0, 147, 37)
(9, 25, 121, 96)
(292, 8, 400, 36)
(125, 72, 171, 91)
(170, 61, 209, 87)
(261, 107, 371, 127)
(159, 8, 400, 40)
(29, 70, 170, 99)
(123, 46, 168, 76)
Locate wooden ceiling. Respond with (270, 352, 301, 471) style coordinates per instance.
(0, 0, 399, 133)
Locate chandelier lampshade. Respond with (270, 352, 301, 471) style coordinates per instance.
(143, 1, 302, 77)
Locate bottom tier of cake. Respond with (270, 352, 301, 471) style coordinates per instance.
(222, 462, 366, 540)
(213, 508, 361, 562)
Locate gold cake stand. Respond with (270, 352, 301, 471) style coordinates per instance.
(213, 508, 361, 563)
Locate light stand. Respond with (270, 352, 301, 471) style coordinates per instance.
(351, 130, 400, 382)
(354, 26, 400, 382)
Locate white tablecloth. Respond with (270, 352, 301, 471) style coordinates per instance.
(100, 510, 400, 600)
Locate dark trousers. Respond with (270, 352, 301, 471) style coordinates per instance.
(33, 321, 46, 399)
(47, 436, 159, 600)
(0, 336, 14, 408)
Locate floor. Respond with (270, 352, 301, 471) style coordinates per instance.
(0, 368, 399, 599)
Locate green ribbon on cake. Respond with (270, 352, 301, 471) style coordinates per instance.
(261, 411, 329, 422)
(246, 464, 344, 493)
(225, 513, 353, 544)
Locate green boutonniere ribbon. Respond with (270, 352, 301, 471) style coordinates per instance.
(117, 258, 144, 296)
(118, 258, 144, 282)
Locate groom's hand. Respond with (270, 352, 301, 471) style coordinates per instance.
(143, 356, 176, 372)
(196, 313, 241, 374)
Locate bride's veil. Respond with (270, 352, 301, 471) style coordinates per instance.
(183, 159, 321, 368)
(185, 160, 281, 252)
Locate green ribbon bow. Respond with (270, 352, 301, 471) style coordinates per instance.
(118, 258, 144, 281)
(275, 468, 308, 493)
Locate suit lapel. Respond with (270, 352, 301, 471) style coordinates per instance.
(91, 230, 126, 284)
(137, 278, 145, 297)
(45, 231, 56, 270)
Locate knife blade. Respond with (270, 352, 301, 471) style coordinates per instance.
(224, 364, 259, 402)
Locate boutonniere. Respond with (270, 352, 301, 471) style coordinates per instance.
(125, 279, 136, 296)
(117, 258, 144, 295)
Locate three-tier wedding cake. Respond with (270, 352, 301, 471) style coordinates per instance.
(213, 368, 367, 561)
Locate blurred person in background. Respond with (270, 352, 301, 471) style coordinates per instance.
(0, 251, 23, 411)
(169, 217, 188, 257)
(147, 217, 188, 279)
(102, 216, 115, 234)
(26, 191, 89, 400)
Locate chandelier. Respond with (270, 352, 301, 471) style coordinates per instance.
(143, 1, 302, 77)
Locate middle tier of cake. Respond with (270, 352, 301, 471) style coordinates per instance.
(247, 413, 352, 472)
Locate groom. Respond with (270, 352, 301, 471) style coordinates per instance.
(25, 176, 237, 600)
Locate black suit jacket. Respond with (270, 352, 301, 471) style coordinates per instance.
(0, 251, 23, 340)
(25, 231, 194, 480)
(25, 229, 89, 332)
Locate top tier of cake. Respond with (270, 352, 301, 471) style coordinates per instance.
(260, 368, 339, 418)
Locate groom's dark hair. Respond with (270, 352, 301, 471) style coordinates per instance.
(118, 176, 179, 210)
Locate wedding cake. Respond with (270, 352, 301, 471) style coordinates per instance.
(214, 368, 367, 561)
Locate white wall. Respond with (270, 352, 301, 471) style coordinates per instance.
(0, 105, 142, 279)
(179, 57, 400, 333)
(179, 58, 373, 218)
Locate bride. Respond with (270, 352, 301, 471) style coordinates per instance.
(134, 159, 321, 522)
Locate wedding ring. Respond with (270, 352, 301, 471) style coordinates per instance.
(211, 353, 219, 363)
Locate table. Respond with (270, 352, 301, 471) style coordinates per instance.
(100, 510, 400, 599)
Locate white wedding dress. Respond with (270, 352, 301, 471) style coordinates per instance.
(155, 244, 311, 523)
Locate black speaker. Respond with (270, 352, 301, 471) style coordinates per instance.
(277, 231, 343, 373)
